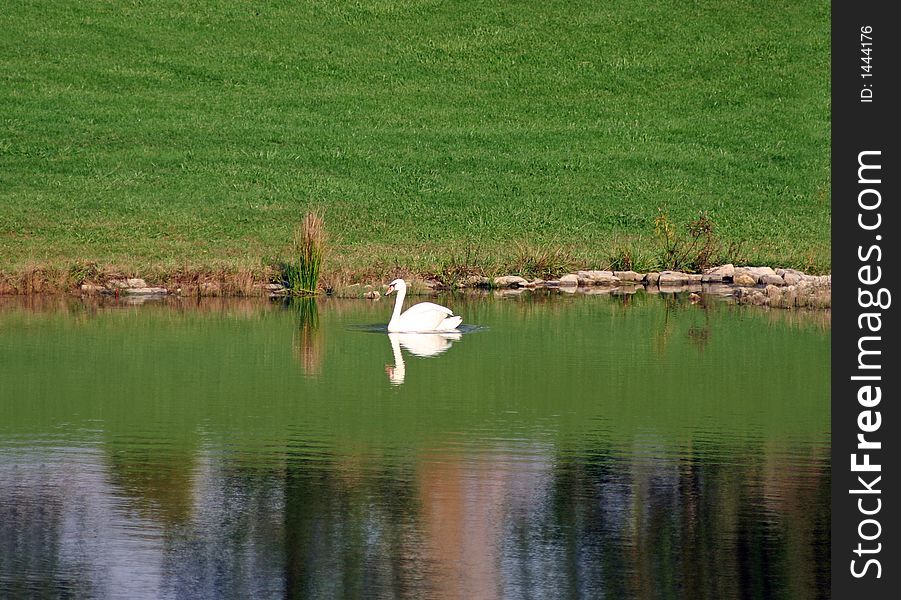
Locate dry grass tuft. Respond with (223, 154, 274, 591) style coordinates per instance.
(279, 212, 326, 295)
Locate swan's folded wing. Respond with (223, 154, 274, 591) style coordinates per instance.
(437, 315, 463, 331)
(403, 302, 454, 317)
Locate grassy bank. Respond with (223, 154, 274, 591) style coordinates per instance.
(1, 1, 830, 290)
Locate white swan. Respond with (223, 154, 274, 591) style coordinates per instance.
(385, 278, 463, 333)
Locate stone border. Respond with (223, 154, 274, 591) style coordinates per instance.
(78, 264, 831, 309)
(453, 264, 831, 309)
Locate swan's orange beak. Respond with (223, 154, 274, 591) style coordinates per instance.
(385, 284, 395, 295)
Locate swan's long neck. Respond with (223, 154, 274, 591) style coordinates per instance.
(392, 285, 406, 319)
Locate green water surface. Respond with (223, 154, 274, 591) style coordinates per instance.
(0, 292, 830, 599)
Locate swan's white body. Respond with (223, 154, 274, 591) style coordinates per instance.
(385, 279, 462, 333)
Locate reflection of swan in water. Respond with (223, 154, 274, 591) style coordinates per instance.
(386, 332, 462, 385)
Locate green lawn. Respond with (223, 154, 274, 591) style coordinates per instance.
(0, 0, 830, 282)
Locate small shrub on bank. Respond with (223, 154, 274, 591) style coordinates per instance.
(511, 244, 577, 279)
(431, 243, 487, 288)
(607, 239, 653, 273)
(280, 212, 325, 295)
(653, 209, 742, 272)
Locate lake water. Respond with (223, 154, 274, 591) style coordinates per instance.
(0, 292, 831, 599)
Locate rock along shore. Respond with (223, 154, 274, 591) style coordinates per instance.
(72, 264, 831, 310)
(472, 265, 830, 309)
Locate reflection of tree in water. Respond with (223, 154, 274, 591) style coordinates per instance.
(687, 306, 712, 352)
(104, 442, 197, 526)
(653, 294, 679, 355)
(0, 462, 92, 597)
(291, 298, 323, 376)
(282, 449, 428, 599)
(275, 438, 828, 599)
(159, 458, 287, 598)
(650, 294, 714, 355)
(534, 442, 830, 599)
(1, 438, 829, 598)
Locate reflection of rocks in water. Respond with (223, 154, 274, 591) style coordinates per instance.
(292, 298, 323, 376)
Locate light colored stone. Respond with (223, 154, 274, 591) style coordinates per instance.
(577, 270, 620, 285)
(783, 272, 802, 285)
(705, 264, 735, 278)
(734, 266, 777, 283)
(736, 287, 764, 304)
(526, 278, 544, 287)
(590, 274, 620, 286)
(80, 283, 104, 293)
(701, 273, 724, 283)
(687, 274, 703, 283)
(559, 274, 579, 287)
(126, 278, 147, 288)
(733, 273, 757, 287)
(643, 272, 660, 285)
(462, 275, 490, 287)
(418, 278, 440, 290)
(658, 271, 690, 285)
(613, 271, 643, 282)
(106, 279, 129, 289)
(494, 275, 529, 288)
(364, 290, 380, 299)
(760, 274, 785, 286)
(124, 287, 168, 295)
(734, 273, 831, 309)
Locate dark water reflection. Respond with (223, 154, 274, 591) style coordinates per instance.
(0, 293, 830, 599)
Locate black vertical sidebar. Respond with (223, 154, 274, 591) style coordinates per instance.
(832, 1, 898, 597)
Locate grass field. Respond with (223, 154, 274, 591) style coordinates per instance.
(0, 0, 830, 288)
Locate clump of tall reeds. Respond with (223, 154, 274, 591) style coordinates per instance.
(281, 212, 325, 295)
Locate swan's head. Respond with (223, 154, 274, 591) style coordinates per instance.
(385, 278, 406, 295)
